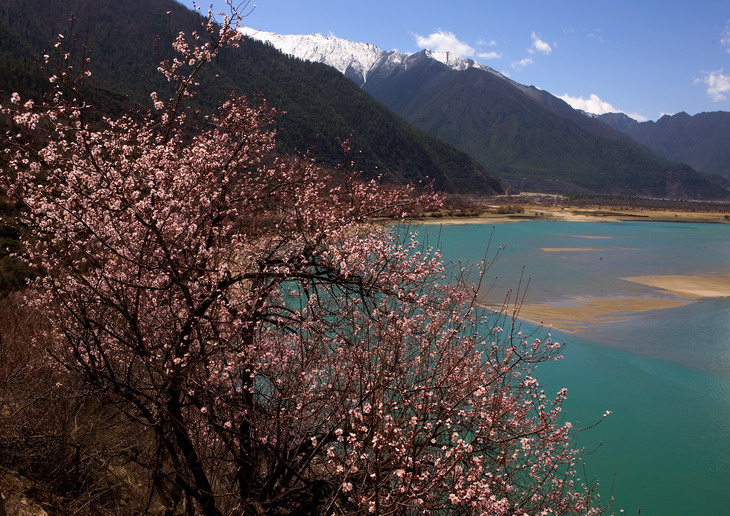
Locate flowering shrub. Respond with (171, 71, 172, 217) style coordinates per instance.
(1, 4, 599, 514)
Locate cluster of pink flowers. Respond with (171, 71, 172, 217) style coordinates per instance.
(0, 3, 600, 513)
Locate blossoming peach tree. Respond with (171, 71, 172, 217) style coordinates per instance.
(1, 4, 600, 515)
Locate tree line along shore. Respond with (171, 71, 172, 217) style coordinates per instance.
(408, 193, 730, 224)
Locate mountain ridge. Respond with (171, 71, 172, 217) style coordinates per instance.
(239, 28, 506, 87)
(243, 28, 729, 200)
(597, 111, 730, 179)
(0, 0, 503, 195)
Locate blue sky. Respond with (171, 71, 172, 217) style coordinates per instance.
(197, 0, 730, 121)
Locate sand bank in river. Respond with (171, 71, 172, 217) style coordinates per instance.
(514, 296, 692, 333)
(406, 209, 730, 332)
(511, 274, 730, 333)
(621, 274, 730, 299)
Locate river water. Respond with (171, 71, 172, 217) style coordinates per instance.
(410, 220, 730, 515)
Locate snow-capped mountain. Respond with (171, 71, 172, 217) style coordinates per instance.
(240, 28, 504, 86)
(240, 28, 730, 199)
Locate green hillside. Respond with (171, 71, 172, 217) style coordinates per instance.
(364, 60, 729, 199)
(0, 0, 503, 195)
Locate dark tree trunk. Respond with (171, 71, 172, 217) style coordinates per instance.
(167, 392, 222, 516)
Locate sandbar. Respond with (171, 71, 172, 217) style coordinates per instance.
(513, 296, 692, 333)
(622, 274, 730, 299)
(512, 274, 730, 333)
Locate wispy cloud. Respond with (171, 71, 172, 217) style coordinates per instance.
(476, 38, 501, 59)
(698, 70, 730, 101)
(477, 38, 498, 47)
(722, 20, 730, 52)
(415, 30, 475, 58)
(529, 32, 552, 54)
(511, 57, 534, 70)
(511, 32, 552, 71)
(558, 93, 647, 121)
(586, 28, 605, 43)
(478, 51, 502, 60)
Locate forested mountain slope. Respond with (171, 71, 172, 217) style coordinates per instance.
(0, 0, 503, 194)
(362, 59, 727, 198)
(597, 111, 730, 180)
(244, 29, 729, 199)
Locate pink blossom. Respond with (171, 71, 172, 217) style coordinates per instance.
(0, 2, 600, 513)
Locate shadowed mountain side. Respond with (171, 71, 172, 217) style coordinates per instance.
(598, 111, 730, 180)
(0, 0, 503, 195)
(513, 85, 642, 144)
(363, 62, 728, 199)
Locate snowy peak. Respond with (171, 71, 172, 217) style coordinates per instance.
(423, 49, 484, 72)
(240, 28, 502, 85)
(240, 28, 394, 85)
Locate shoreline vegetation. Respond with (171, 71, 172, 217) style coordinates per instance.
(404, 193, 730, 335)
(405, 193, 730, 226)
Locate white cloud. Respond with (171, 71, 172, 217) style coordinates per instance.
(722, 20, 730, 52)
(530, 32, 552, 54)
(415, 30, 475, 58)
(699, 70, 730, 101)
(558, 93, 648, 121)
(477, 51, 502, 60)
(511, 57, 534, 70)
(477, 38, 498, 47)
(559, 93, 615, 113)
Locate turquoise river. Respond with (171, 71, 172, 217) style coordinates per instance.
(410, 220, 730, 515)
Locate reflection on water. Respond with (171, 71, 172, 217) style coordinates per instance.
(411, 220, 730, 515)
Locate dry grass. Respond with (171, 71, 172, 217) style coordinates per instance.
(0, 295, 163, 515)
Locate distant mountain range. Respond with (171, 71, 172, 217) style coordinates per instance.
(1, 0, 727, 200)
(0, 0, 503, 195)
(596, 111, 730, 180)
(245, 30, 730, 200)
(240, 28, 506, 86)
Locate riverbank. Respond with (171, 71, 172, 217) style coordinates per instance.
(409, 203, 730, 225)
